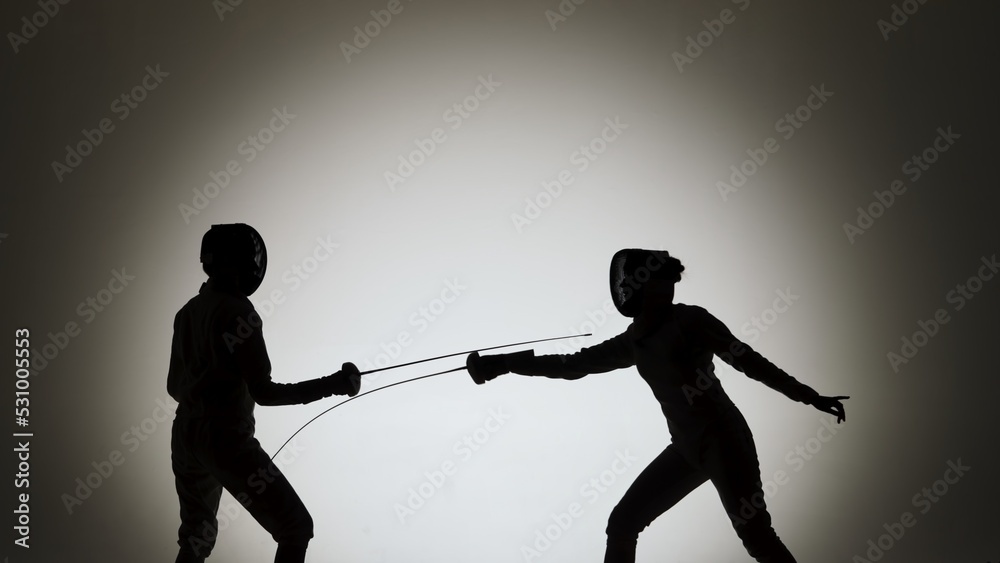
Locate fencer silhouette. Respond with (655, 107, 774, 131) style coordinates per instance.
(468, 249, 848, 563)
(167, 223, 361, 563)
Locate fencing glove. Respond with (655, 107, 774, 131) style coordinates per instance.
(326, 362, 362, 397)
(467, 351, 533, 384)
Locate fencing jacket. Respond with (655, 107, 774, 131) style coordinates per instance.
(167, 279, 336, 421)
(507, 303, 820, 454)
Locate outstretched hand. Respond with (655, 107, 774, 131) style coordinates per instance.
(811, 395, 850, 423)
(467, 351, 509, 385)
(330, 362, 361, 397)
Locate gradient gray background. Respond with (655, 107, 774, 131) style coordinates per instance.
(2, 0, 998, 561)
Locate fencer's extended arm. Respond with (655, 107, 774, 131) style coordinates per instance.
(693, 306, 820, 404)
(225, 306, 352, 406)
(505, 332, 635, 380)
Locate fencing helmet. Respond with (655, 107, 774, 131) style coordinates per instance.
(610, 249, 684, 317)
(200, 223, 268, 296)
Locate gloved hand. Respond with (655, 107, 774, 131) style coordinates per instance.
(467, 351, 512, 385)
(327, 362, 362, 397)
(809, 394, 850, 423)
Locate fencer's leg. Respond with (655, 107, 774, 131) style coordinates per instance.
(274, 543, 309, 563)
(201, 426, 313, 563)
(231, 445, 313, 563)
(172, 419, 224, 563)
(603, 445, 707, 563)
(703, 413, 796, 563)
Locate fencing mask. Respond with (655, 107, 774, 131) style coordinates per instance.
(610, 249, 684, 317)
(200, 223, 268, 296)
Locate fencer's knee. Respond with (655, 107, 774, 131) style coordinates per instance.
(180, 520, 219, 561)
(178, 534, 214, 563)
(279, 508, 314, 544)
(274, 542, 309, 563)
(732, 516, 783, 554)
(605, 505, 641, 539)
(299, 511, 314, 538)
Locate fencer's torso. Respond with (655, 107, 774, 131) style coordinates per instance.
(627, 304, 739, 447)
(167, 282, 260, 422)
(512, 302, 817, 454)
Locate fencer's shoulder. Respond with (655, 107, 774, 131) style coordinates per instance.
(214, 292, 257, 318)
(175, 292, 207, 317)
(186, 285, 257, 319)
(673, 302, 709, 319)
(672, 303, 720, 328)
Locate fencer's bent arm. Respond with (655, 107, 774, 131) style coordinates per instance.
(505, 332, 635, 380)
(692, 306, 820, 404)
